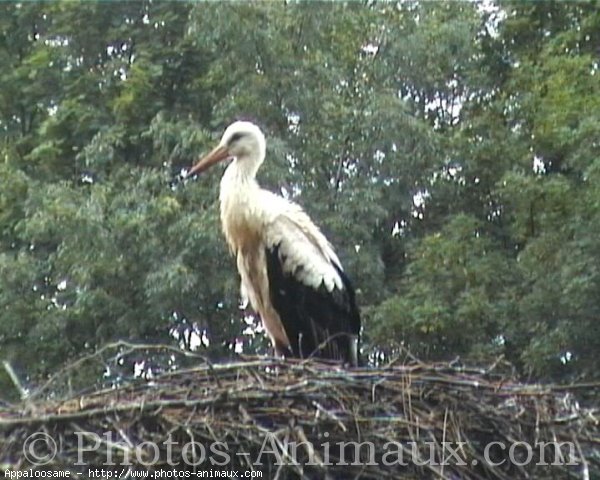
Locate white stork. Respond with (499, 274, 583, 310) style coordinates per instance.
(188, 121, 361, 365)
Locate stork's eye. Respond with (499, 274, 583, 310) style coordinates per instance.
(229, 132, 244, 144)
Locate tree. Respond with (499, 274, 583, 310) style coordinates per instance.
(1, 2, 598, 399)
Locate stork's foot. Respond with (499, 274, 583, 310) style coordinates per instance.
(274, 342, 294, 359)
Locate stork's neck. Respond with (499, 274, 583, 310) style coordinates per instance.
(231, 154, 262, 180)
(220, 153, 264, 210)
(219, 155, 264, 254)
(221, 152, 262, 191)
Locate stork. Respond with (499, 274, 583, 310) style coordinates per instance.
(188, 121, 361, 365)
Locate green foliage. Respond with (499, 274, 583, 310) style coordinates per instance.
(369, 1, 600, 380)
(369, 214, 517, 361)
(0, 1, 598, 398)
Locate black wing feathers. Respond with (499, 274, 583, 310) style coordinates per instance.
(265, 244, 360, 364)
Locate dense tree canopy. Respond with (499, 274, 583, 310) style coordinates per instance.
(1, 1, 598, 399)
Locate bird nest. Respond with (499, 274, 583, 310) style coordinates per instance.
(0, 348, 599, 479)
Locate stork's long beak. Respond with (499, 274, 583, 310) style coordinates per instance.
(188, 144, 230, 177)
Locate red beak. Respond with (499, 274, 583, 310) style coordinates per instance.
(188, 145, 230, 176)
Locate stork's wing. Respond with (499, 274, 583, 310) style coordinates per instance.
(264, 213, 361, 365)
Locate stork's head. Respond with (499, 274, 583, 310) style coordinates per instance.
(188, 121, 266, 177)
